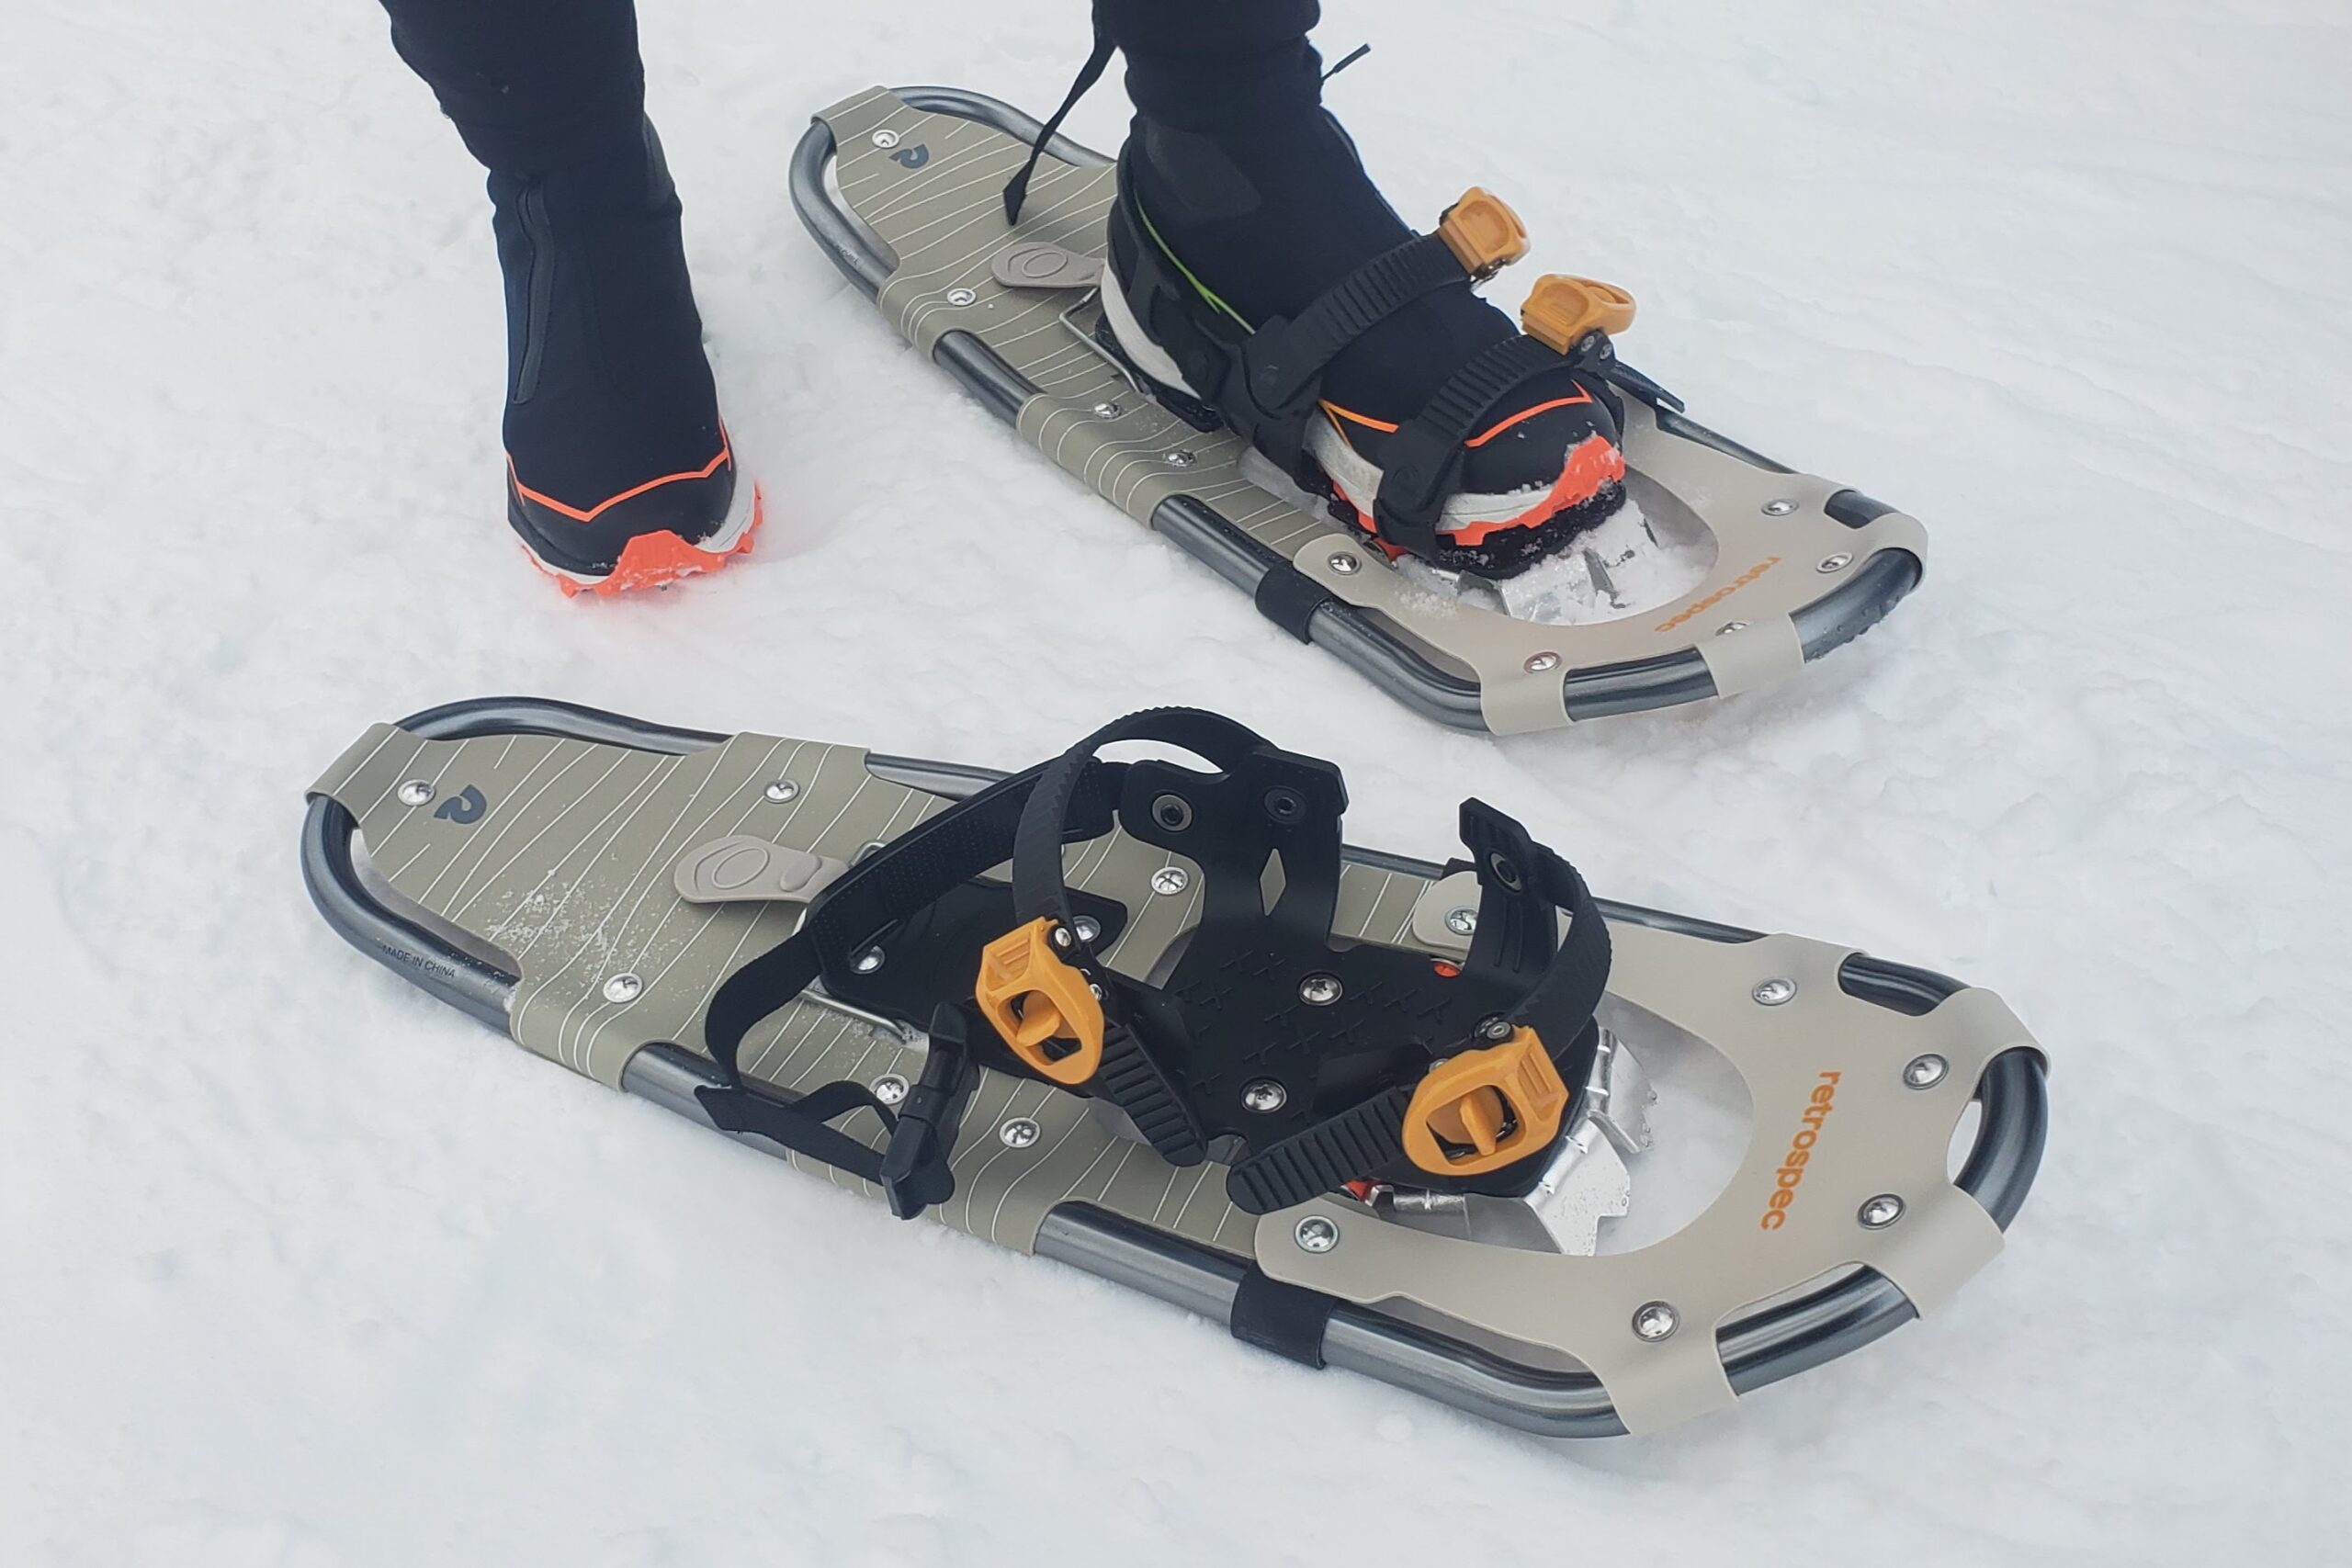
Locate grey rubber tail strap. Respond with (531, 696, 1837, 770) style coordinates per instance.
(1002, 21, 1115, 224)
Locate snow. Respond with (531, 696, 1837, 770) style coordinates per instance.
(3, 0, 2348, 1562)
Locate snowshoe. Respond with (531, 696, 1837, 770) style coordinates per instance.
(792, 88, 1928, 735)
(303, 697, 2048, 1437)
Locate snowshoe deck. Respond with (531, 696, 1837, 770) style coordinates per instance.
(304, 699, 2045, 1438)
(792, 88, 1929, 734)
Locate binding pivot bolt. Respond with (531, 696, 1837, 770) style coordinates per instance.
(1072, 916, 1102, 943)
(871, 1074, 909, 1107)
(1444, 908, 1478, 937)
(1298, 974, 1343, 1007)
(854, 948, 886, 974)
(601, 973, 642, 1005)
(1859, 1194, 1905, 1229)
(1150, 866, 1190, 896)
(1903, 1054, 1949, 1089)
(1000, 1118, 1041, 1149)
(1328, 552, 1362, 575)
(1752, 977, 1797, 1006)
(763, 779, 799, 804)
(1242, 1079, 1288, 1113)
(1632, 1302, 1679, 1342)
(397, 780, 435, 807)
(1294, 1216, 1340, 1253)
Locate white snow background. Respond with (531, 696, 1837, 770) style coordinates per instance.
(4, 0, 2348, 1562)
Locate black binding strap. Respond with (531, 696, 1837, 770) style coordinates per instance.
(1370, 334, 1577, 554)
(1223, 796, 1612, 1213)
(1238, 234, 1472, 418)
(1230, 1266, 1340, 1369)
(1002, 23, 1114, 225)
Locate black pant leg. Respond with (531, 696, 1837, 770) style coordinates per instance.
(378, 0, 647, 175)
(1093, 0, 1324, 127)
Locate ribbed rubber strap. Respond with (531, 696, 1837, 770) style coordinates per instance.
(1372, 333, 1577, 554)
(1242, 233, 1470, 414)
(1223, 801, 1612, 1214)
(1095, 1021, 1207, 1166)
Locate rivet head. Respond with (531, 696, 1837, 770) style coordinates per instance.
(1242, 1079, 1288, 1113)
(397, 780, 435, 807)
(1298, 974, 1342, 1007)
(1718, 621, 1749, 636)
(763, 779, 799, 804)
(945, 287, 978, 307)
(601, 973, 643, 1005)
(1478, 1015, 1514, 1043)
(1073, 915, 1102, 943)
(1859, 1193, 1906, 1229)
(1328, 551, 1362, 575)
(1091, 400, 1123, 419)
(853, 948, 886, 975)
(1051, 924, 1074, 949)
(1752, 976, 1798, 1007)
(1443, 907, 1478, 937)
(1763, 498, 1799, 516)
(1524, 651, 1561, 674)
(1294, 1215, 1340, 1253)
(1632, 1301, 1679, 1342)
(1149, 866, 1190, 897)
(871, 129, 901, 149)
(1818, 551, 1854, 573)
(871, 1074, 910, 1107)
(1903, 1054, 1949, 1089)
(1163, 448, 1196, 468)
(999, 1118, 1041, 1149)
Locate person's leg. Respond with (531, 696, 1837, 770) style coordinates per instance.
(1093, 0, 1629, 580)
(379, 0, 752, 592)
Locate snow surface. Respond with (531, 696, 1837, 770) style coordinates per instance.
(5, 1, 2349, 1562)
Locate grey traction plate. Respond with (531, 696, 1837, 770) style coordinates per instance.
(797, 88, 1931, 734)
(311, 714, 2044, 1437)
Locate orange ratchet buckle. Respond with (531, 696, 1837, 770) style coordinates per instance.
(975, 919, 1106, 1086)
(1400, 1027, 1570, 1177)
(1438, 187, 1532, 283)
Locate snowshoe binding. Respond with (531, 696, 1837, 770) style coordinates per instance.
(304, 698, 2049, 1437)
(794, 87, 1928, 734)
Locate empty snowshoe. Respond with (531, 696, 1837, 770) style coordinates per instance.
(303, 698, 2048, 1438)
(793, 88, 1928, 735)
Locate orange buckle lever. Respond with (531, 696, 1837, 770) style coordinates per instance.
(974, 918, 1106, 1087)
(1438, 187, 1530, 283)
(1521, 274, 1637, 355)
(1400, 1027, 1570, 1178)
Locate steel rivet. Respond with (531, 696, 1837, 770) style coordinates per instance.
(1632, 1301, 1679, 1341)
(1051, 924, 1074, 949)
(1478, 1015, 1514, 1043)
(1903, 1054, 1949, 1089)
(1443, 907, 1478, 937)
(1298, 974, 1342, 1007)
(397, 780, 435, 807)
(1524, 651, 1561, 674)
(871, 1074, 910, 1107)
(1163, 448, 1196, 468)
(1859, 1193, 1905, 1229)
(1294, 1216, 1340, 1253)
(1752, 976, 1798, 1007)
(1242, 1079, 1288, 1113)
(871, 129, 901, 149)
(945, 287, 978, 307)
(1091, 400, 1123, 419)
(763, 779, 799, 804)
(1763, 498, 1799, 517)
(1718, 621, 1749, 636)
(854, 948, 886, 975)
(1818, 551, 1854, 573)
(1328, 551, 1362, 575)
(1149, 866, 1190, 897)
(601, 973, 642, 1005)
(1073, 916, 1102, 943)
(1000, 1118, 1041, 1149)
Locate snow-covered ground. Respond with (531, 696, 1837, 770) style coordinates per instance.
(5, 1, 2348, 1562)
